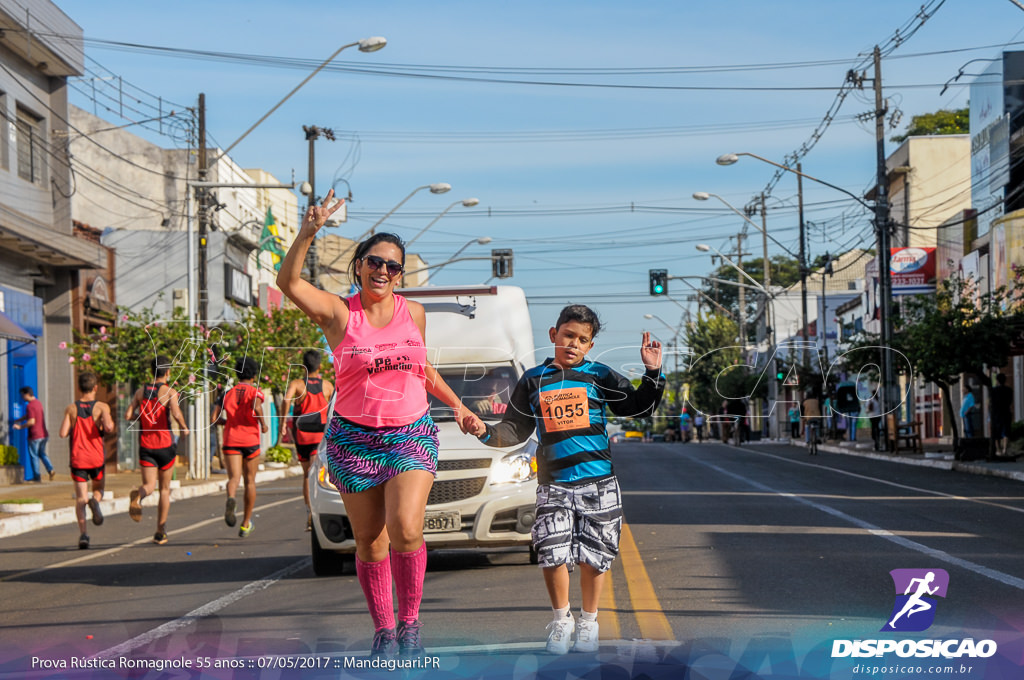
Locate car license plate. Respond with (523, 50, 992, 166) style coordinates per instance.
(423, 510, 460, 533)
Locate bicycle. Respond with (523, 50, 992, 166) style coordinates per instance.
(807, 420, 819, 456)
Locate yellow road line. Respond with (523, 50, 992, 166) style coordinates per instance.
(617, 521, 673, 640)
(597, 562, 620, 640)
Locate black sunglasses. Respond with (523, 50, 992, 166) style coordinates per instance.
(362, 254, 404, 277)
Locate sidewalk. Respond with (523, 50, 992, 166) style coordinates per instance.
(768, 436, 1024, 483)
(0, 463, 304, 539)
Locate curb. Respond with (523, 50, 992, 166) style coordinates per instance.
(764, 439, 1024, 483)
(0, 465, 304, 539)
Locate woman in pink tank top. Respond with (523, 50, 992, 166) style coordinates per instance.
(277, 190, 484, 657)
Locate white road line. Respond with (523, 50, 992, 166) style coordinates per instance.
(690, 452, 1024, 592)
(729, 443, 1024, 515)
(0, 496, 301, 583)
(92, 557, 311, 660)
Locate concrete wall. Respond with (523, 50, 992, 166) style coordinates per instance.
(888, 135, 971, 249)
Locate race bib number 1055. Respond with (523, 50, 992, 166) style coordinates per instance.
(539, 387, 589, 432)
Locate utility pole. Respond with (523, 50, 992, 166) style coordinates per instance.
(197, 93, 209, 323)
(735, 232, 747, 349)
(759, 192, 779, 439)
(302, 125, 335, 288)
(797, 162, 809, 368)
(873, 45, 895, 419)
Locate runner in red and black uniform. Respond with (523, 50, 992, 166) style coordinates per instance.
(58, 372, 114, 550)
(126, 356, 189, 544)
(284, 349, 335, 531)
(211, 356, 268, 537)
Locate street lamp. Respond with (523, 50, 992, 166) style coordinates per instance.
(320, 182, 452, 274)
(218, 37, 387, 161)
(366, 183, 452, 237)
(406, 198, 480, 247)
(717, 149, 894, 424)
(695, 243, 765, 291)
(423, 237, 493, 278)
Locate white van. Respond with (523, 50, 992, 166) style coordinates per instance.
(308, 285, 539, 575)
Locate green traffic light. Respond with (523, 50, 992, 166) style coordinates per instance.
(654, 284, 664, 294)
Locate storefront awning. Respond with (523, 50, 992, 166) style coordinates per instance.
(0, 310, 35, 343)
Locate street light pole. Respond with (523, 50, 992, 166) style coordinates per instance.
(406, 198, 480, 247)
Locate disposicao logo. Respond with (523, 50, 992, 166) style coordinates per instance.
(882, 568, 949, 632)
(831, 568, 997, 660)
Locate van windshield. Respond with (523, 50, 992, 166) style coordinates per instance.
(428, 366, 519, 422)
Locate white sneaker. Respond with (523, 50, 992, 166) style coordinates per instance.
(545, 614, 575, 655)
(574, 618, 599, 652)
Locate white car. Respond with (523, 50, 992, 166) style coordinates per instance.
(308, 286, 539, 575)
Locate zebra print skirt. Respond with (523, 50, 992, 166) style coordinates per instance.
(322, 412, 439, 494)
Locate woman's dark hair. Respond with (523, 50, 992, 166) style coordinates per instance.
(235, 356, 260, 381)
(302, 349, 321, 373)
(348, 232, 406, 285)
(555, 304, 602, 338)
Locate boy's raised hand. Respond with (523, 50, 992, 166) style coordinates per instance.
(640, 331, 662, 371)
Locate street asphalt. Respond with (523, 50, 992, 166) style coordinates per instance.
(0, 439, 1021, 539)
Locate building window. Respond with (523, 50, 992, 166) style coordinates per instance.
(16, 106, 45, 184)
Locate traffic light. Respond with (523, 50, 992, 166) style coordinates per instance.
(775, 360, 786, 382)
(491, 249, 514, 279)
(648, 269, 668, 296)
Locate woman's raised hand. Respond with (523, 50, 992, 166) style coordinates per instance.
(301, 188, 345, 235)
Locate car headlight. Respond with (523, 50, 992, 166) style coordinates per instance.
(492, 440, 538, 484)
(316, 463, 338, 491)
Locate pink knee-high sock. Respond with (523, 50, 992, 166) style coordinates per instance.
(356, 555, 395, 632)
(390, 544, 427, 624)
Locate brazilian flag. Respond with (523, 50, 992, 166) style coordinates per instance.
(260, 207, 286, 271)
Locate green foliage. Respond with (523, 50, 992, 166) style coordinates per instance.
(264, 445, 293, 464)
(1, 445, 19, 466)
(890, 107, 969, 143)
(63, 302, 328, 407)
(699, 255, 803, 324)
(684, 312, 745, 414)
(2, 498, 42, 504)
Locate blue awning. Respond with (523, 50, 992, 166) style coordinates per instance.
(0, 310, 35, 343)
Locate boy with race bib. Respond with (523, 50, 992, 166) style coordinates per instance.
(468, 305, 664, 654)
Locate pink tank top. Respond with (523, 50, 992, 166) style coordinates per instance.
(332, 293, 429, 428)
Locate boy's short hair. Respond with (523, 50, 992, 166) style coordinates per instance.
(302, 349, 322, 373)
(78, 372, 98, 392)
(236, 356, 260, 381)
(150, 356, 170, 379)
(555, 304, 602, 338)
(19, 386, 34, 397)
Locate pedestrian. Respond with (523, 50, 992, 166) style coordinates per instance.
(867, 395, 882, 450)
(960, 386, 977, 439)
(719, 400, 731, 443)
(276, 190, 481, 657)
(990, 372, 1013, 457)
(57, 372, 114, 549)
(679, 410, 691, 442)
(788, 404, 800, 439)
(12, 386, 55, 482)
(693, 412, 705, 442)
(284, 349, 334, 531)
(212, 357, 268, 538)
(467, 305, 664, 654)
(126, 356, 190, 545)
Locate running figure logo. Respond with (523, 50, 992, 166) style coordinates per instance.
(882, 568, 949, 632)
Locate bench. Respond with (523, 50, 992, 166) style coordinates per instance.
(886, 414, 923, 454)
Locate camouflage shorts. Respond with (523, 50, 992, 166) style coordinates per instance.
(532, 476, 623, 573)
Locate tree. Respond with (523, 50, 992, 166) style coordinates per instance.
(842, 275, 1024, 455)
(683, 312, 742, 416)
(890, 107, 969, 143)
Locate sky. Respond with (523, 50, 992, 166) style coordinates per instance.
(50, 0, 1024, 374)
